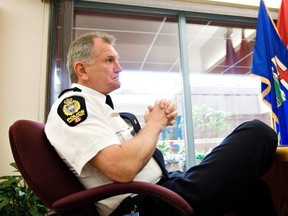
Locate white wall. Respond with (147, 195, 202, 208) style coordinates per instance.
(0, 0, 49, 176)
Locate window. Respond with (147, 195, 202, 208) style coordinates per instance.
(184, 19, 271, 165)
(48, 0, 271, 171)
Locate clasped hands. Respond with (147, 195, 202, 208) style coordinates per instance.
(144, 99, 178, 129)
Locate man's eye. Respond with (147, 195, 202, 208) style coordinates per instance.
(106, 58, 113, 63)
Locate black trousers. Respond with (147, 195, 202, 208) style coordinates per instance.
(111, 119, 278, 216)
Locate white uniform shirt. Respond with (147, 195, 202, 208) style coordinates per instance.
(45, 83, 162, 216)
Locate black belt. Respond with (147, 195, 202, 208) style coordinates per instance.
(109, 176, 168, 216)
(109, 195, 142, 216)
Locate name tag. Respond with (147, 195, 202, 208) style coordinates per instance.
(111, 112, 120, 117)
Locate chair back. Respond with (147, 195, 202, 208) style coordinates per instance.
(9, 120, 98, 215)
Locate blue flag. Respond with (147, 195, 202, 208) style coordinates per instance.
(251, 0, 288, 145)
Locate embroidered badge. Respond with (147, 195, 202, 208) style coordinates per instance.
(57, 96, 87, 126)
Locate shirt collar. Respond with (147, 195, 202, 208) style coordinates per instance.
(71, 83, 106, 103)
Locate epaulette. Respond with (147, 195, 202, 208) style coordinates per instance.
(58, 87, 82, 98)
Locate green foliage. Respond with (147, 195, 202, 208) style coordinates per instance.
(158, 104, 232, 169)
(195, 152, 206, 161)
(0, 163, 49, 216)
(157, 141, 170, 154)
(192, 104, 232, 138)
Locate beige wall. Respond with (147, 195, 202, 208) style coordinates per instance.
(0, 0, 49, 176)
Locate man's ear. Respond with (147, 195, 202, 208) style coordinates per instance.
(74, 62, 89, 81)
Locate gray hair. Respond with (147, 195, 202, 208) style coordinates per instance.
(67, 32, 116, 83)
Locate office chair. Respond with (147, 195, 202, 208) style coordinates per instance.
(8, 119, 193, 216)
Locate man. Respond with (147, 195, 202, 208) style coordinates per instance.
(45, 32, 278, 216)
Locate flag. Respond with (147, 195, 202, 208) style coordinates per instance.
(277, 0, 288, 47)
(251, 0, 288, 145)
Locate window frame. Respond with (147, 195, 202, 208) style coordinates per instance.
(47, 0, 258, 167)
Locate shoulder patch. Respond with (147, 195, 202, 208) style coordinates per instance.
(57, 96, 88, 127)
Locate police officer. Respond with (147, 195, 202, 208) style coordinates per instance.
(45, 32, 278, 216)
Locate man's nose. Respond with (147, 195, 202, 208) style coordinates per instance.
(115, 62, 122, 73)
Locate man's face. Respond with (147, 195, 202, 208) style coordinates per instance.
(80, 38, 122, 94)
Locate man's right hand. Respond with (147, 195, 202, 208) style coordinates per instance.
(144, 99, 178, 129)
